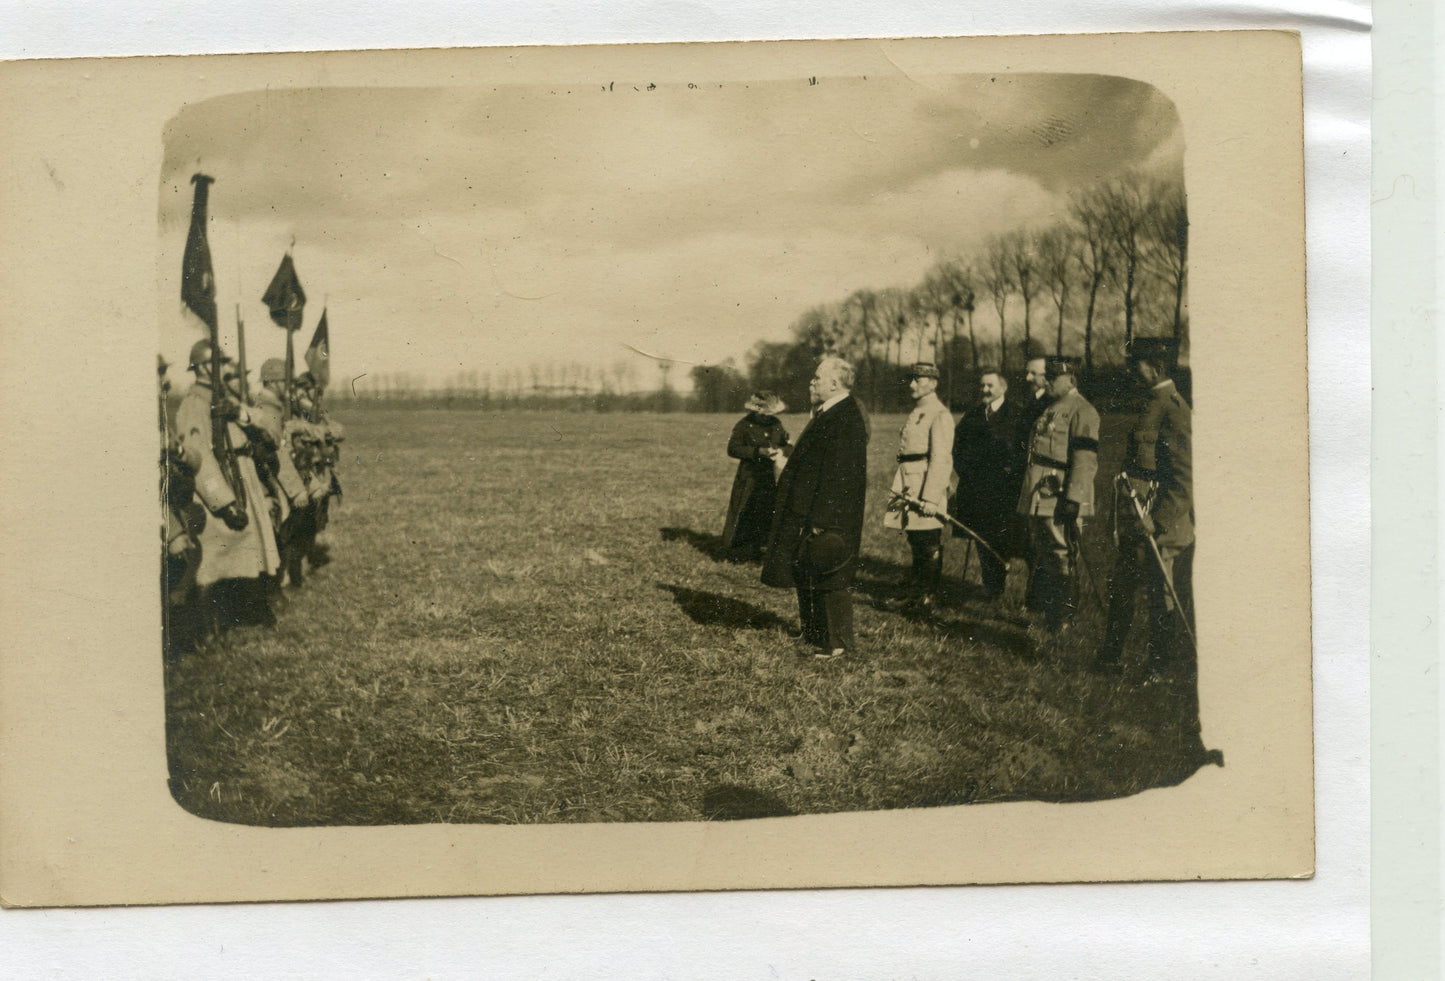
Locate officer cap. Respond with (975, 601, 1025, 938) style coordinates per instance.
(905, 362, 940, 380)
(1043, 355, 1080, 377)
(1124, 336, 1180, 364)
(187, 339, 232, 371)
(260, 358, 288, 383)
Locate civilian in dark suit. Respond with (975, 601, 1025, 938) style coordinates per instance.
(761, 356, 869, 659)
(950, 368, 1025, 600)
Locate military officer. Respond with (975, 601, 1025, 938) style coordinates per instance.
(159, 356, 199, 612)
(1016, 355, 1100, 632)
(1095, 337, 1195, 681)
(883, 362, 954, 611)
(1017, 354, 1054, 610)
(256, 358, 322, 586)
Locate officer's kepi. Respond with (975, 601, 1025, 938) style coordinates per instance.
(1124, 336, 1179, 363)
(1043, 355, 1080, 378)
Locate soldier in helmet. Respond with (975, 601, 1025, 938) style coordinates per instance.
(882, 362, 954, 612)
(1016, 355, 1100, 633)
(254, 358, 320, 586)
(1095, 337, 1196, 682)
(159, 355, 199, 625)
(175, 338, 281, 633)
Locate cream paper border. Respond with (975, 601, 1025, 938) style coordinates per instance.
(0, 31, 1310, 907)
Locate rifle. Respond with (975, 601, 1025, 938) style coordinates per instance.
(235, 304, 250, 404)
(1116, 473, 1196, 654)
(888, 491, 1007, 568)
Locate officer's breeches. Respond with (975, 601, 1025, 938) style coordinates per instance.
(1028, 516, 1072, 577)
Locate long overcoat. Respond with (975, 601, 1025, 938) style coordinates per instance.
(951, 397, 1026, 553)
(760, 395, 869, 591)
(1121, 379, 1194, 550)
(175, 382, 282, 586)
(721, 412, 791, 551)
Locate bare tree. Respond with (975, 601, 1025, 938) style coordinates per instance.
(843, 288, 880, 404)
(983, 237, 1017, 372)
(1005, 230, 1039, 359)
(876, 287, 911, 368)
(1143, 176, 1189, 341)
(1097, 173, 1151, 346)
(1071, 186, 1115, 372)
(1036, 225, 1078, 356)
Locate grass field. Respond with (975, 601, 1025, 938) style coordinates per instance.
(164, 407, 1214, 826)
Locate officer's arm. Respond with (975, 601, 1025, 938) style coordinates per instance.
(920, 410, 955, 506)
(1065, 408, 1100, 505)
(1128, 399, 1165, 479)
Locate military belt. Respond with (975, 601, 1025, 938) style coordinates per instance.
(1030, 452, 1068, 470)
(896, 452, 929, 463)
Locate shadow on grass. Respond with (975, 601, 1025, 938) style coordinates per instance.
(659, 526, 728, 561)
(658, 583, 790, 632)
(701, 783, 795, 820)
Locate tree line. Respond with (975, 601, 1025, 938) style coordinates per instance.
(736, 168, 1189, 413)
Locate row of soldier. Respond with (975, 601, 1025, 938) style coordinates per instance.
(160, 339, 344, 649)
(724, 338, 1195, 689)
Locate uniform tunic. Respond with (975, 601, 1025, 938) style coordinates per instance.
(1017, 386, 1101, 581)
(1121, 379, 1193, 551)
(1016, 387, 1101, 518)
(883, 392, 954, 532)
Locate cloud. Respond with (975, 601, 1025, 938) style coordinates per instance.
(158, 73, 1183, 387)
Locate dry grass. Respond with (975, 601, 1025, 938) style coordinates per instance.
(165, 408, 1212, 826)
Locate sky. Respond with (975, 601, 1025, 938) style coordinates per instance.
(156, 73, 1183, 394)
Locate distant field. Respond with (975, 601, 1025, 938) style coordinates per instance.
(164, 407, 1211, 826)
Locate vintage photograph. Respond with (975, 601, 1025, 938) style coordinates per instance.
(157, 70, 1224, 827)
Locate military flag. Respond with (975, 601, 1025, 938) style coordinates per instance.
(181, 174, 218, 332)
(305, 308, 330, 389)
(262, 253, 306, 331)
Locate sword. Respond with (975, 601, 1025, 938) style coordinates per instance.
(1062, 515, 1107, 611)
(889, 492, 1007, 568)
(1117, 475, 1197, 654)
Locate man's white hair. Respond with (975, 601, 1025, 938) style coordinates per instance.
(817, 355, 855, 390)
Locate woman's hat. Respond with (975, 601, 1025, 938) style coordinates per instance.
(744, 391, 787, 415)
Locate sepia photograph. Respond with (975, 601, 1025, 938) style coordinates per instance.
(1, 32, 1312, 905)
(158, 71, 1219, 827)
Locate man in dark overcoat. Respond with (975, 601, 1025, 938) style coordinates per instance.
(761, 356, 869, 659)
(950, 368, 1026, 601)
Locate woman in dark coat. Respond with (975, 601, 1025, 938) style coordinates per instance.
(721, 392, 791, 561)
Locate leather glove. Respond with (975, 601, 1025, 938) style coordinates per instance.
(1054, 498, 1081, 525)
(218, 502, 249, 531)
(215, 399, 242, 423)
